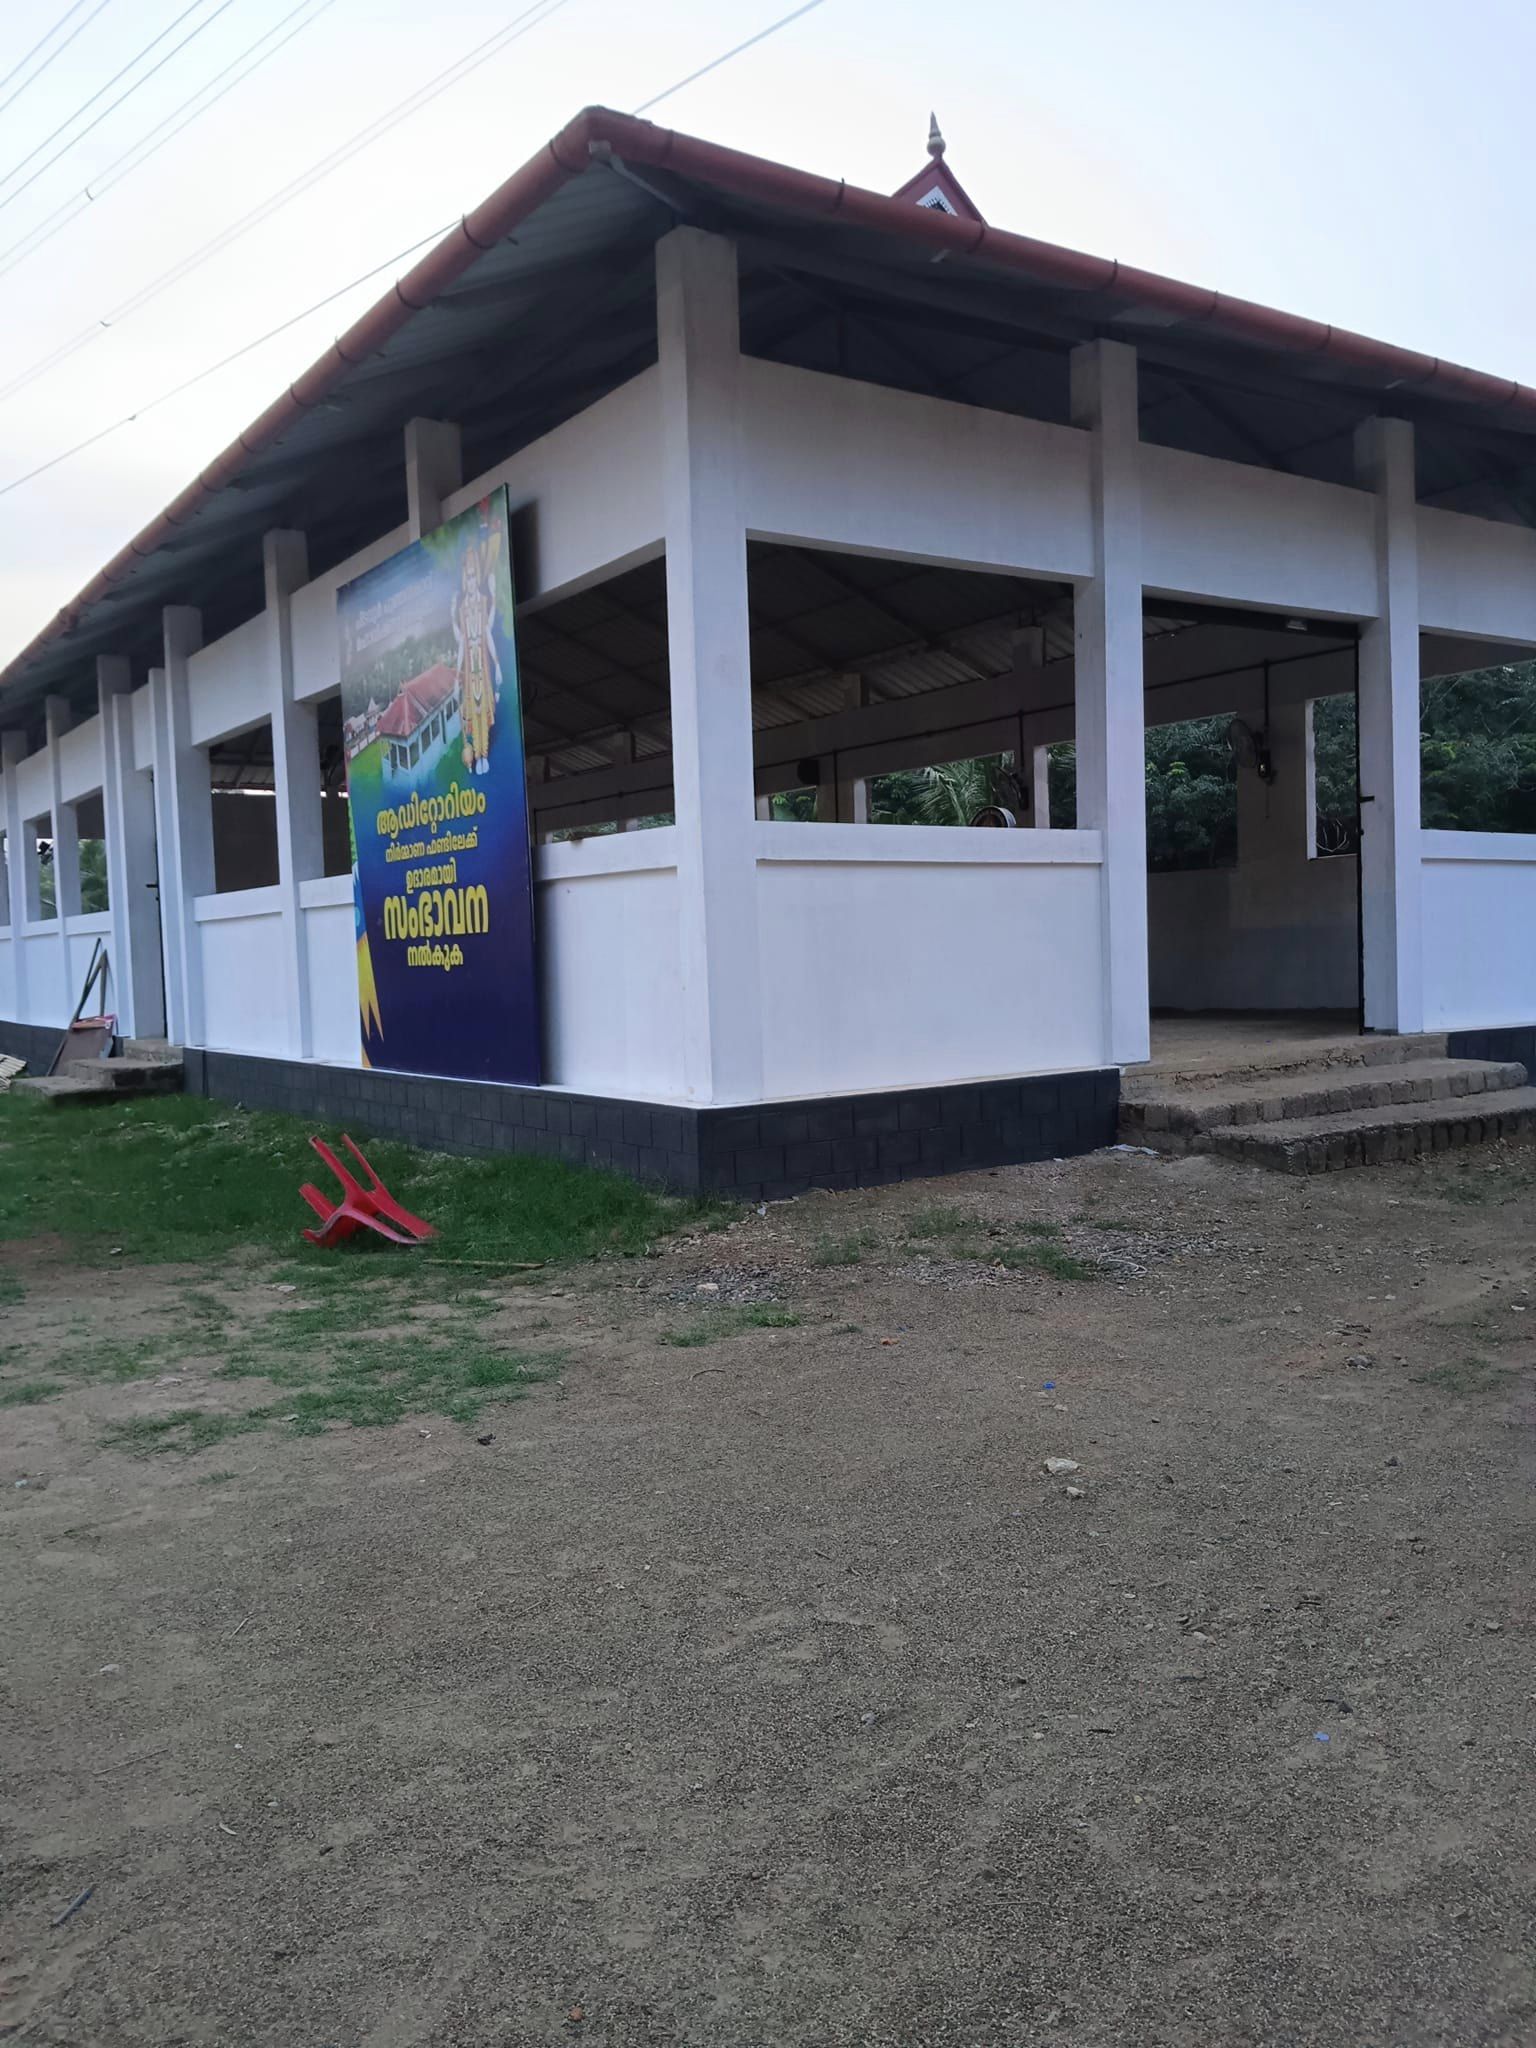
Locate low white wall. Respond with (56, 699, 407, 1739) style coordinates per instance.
(194, 887, 288, 1055)
(754, 823, 1106, 1097)
(535, 831, 685, 1100)
(1149, 859, 1358, 1012)
(66, 915, 112, 1012)
(299, 877, 362, 1068)
(17, 927, 63, 1024)
(1421, 832, 1536, 1029)
(0, 916, 112, 1028)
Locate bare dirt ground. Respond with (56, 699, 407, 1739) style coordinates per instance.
(2, 1143, 1534, 2047)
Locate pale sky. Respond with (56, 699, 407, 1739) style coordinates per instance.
(1, 0, 1533, 667)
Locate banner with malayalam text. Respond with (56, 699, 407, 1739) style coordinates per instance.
(337, 486, 540, 1084)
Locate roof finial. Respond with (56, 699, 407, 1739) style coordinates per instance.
(927, 111, 945, 160)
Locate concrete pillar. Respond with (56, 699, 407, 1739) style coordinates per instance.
(1, 732, 29, 1020)
(98, 657, 163, 1038)
(657, 226, 763, 1104)
(1354, 417, 1423, 1032)
(1030, 745, 1052, 829)
(814, 675, 869, 822)
(1234, 690, 1310, 870)
(405, 418, 463, 540)
(43, 696, 79, 1017)
(1071, 338, 1149, 1065)
(263, 530, 322, 1056)
(150, 607, 211, 1048)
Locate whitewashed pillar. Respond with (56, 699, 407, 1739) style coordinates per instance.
(1030, 745, 1052, 829)
(1071, 338, 1149, 1065)
(657, 227, 763, 1103)
(1354, 417, 1424, 1033)
(405, 418, 462, 540)
(0, 731, 29, 1020)
(263, 531, 322, 1057)
(149, 608, 211, 1047)
(43, 696, 79, 1017)
(97, 657, 162, 1038)
(815, 675, 869, 822)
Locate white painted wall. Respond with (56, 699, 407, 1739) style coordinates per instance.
(188, 614, 269, 747)
(56, 715, 103, 804)
(536, 831, 685, 1100)
(1421, 832, 1536, 1029)
(1141, 445, 1376, 617)
(1149, 859, 1358, 1012)
(194, 888, 288, 1055)
(299, 877, 362, 1068)
(754, 822, 1106, 1098)
(0, 936, 14, 1019)
(739, 357, 1094, 580)
(14, 751, 49, 827)
(1145, 692, 1360, 1014)
(288, 372, 664, 707)
(1418, 508, 1536, 647)
(442, 367, 664, 605)
(18, 929, 61, 1023)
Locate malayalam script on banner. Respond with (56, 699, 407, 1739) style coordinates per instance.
(336, 486, 540, 1085)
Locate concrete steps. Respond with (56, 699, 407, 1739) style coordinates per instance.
(1122, 1043, 1536, 1174)
(1204, 1086, 1536, 1174)
(13, 1040, 185, 1106)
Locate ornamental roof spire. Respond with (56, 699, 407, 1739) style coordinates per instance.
(890, 112, 984, 223)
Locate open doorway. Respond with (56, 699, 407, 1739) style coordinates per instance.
(1135, 601, 1364, 1058)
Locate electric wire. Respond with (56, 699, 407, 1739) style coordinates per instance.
(631, 0, 828, 116)
(0, 219, 455, 498)
(0, 0, 837, 494)
(0, 0, 573, 409)
(0, 0, 240, 217)
(0, 0, 116, 121)
(0, 0, 340, 284)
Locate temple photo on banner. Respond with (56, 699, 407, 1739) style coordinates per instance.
(337, 485, 540, 1085)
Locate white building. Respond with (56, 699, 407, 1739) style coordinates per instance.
(2, 108, 1535, 1197)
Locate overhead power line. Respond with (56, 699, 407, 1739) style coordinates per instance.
(631, 0, 829, 116)
(0, 0, 574, 409)
(0, 0, 837, 497)
(0, 219, 455, 498)
(0, 0, 95, 97)
(0, 0, 116, 121)
(0, 0, 241, 217)
(0, 0, 340, 284)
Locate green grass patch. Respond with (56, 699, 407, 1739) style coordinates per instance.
(43, 1339, 168, 1383)
(100, 1408, 270, 1456)
(1412, 1354, 1514, 1396)
(0, 1092, 728, 1272)
(813, 1230, 879, 1267)
(0, 1273, 23, 1306)
(0, 1379, 60, 1406)
(660, 1304, 803, 1348)
(906, 1207, 974, 1240)
(993, 1240, 1096, 1281)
